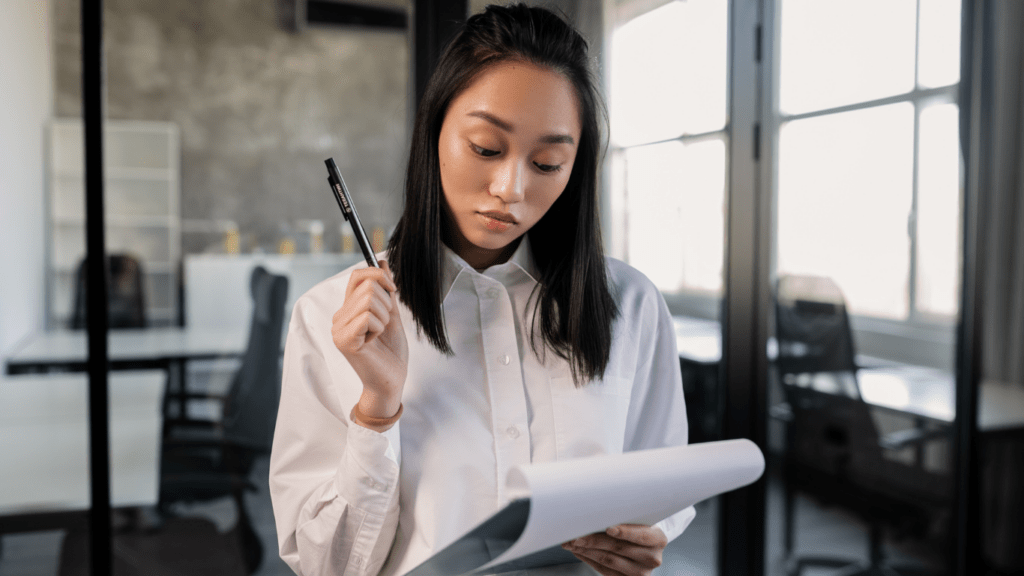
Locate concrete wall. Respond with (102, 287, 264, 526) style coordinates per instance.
(53, 0, 411, 254)
(0, 0, 52, 355)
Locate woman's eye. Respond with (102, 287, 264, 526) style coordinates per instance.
(471, 144, 500, 157)
(534, 162, 562, 173)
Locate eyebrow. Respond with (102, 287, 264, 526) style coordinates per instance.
(467, 110, 575, 145)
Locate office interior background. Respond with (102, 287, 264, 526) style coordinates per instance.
(1, 0, 1022, 574)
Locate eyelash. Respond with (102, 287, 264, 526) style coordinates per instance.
(470, 144, 562, 173)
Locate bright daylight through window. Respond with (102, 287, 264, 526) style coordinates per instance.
(609, 0, 962, 323)
(608, 0, 728, 299)
(777, 0, 962, 321)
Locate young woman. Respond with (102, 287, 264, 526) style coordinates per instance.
(270, 5, 693, 575)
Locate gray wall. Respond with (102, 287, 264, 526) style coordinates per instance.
(53, 0, 410, 254)
(0, 0, 52, 355)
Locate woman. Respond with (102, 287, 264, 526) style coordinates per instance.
(269, 5, 693, 575)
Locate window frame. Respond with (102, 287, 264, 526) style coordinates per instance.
(603, 0, 962, 370)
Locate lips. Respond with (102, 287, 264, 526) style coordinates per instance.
(478, 210, 518, 224)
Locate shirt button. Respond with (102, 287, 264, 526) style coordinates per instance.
(487, 288, 500, 298)
(499, 354, 510, 365)
(506, 425, 520, 439)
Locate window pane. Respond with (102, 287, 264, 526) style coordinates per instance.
(777, 104, 914, 319)
(779, 0, 916, 114)
(610, 0, 728, 146)
(625, 138, 726, 294)
(918, 0, 962, 88)
(916, 103, 961, 316)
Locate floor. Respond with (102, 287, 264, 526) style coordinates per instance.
(0, 457, 943, 576)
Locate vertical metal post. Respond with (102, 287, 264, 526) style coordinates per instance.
(718, 0, 768, 574)
(413, 0, 467, 107)
(82, 0, 112, 573)
(952, 0, 985, 572)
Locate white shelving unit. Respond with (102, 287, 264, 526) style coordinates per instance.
(47, 119, 181, 328)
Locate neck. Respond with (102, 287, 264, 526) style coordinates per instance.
(445, 234, 523, 271)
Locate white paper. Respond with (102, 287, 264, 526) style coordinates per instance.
(478, 439, 764, 571)
(403, 439, 764, 575)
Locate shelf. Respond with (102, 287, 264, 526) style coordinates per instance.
(52, 215, 177, 228)
(52, 262, 177, 274)
(48, 118, 181, 329)
(53, 167, 178, 181)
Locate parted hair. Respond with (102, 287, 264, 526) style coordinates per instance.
(385, 3, 619, 387)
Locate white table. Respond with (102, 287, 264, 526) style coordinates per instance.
(0, 371, 164, 517)
(672, 315, 1024, 432)
(4, 327, 248, 375)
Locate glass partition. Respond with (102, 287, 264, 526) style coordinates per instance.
(0, 1, 98, 574)
(765, 1, 963, 573)
(607, 1, 729, 573)
(3, 1, 411, 573)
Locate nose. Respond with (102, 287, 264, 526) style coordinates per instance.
(490, 158, 525, 204)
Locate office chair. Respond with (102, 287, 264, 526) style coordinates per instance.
(70, 253, 147, 329)
(774, 274, 947, 576)
(157, 266, 288, 574)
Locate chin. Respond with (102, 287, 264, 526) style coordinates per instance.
(467, 231, 514, 250)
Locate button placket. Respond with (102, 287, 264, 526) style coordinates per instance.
(475, 276, 531, 503)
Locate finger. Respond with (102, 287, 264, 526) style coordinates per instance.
(569, 537, 661, 570)
(340, 279, 393, 323)
(346, 267, 396, 300)
(606, 524, 668, 548)
(570, 549, 631, 576)
(350, 310, 386, 345)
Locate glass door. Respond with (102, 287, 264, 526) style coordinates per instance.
(764, 0, 964, 573)
(606, 1, 730, 573)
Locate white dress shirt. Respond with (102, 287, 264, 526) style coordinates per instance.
(269, 236, 695, 576)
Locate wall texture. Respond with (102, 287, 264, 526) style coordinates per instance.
(54, 0, 410, 254)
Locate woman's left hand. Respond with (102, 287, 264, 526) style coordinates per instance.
(561, 524, 667, 575)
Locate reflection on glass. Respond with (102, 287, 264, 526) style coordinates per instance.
(610, 0, 728, 146)
(777, 103, 914, 319)
(916, 103, 961, 317)
(917, 0, 962, 88)
(779, 0, 916, 114)
(624, 139, 726, 294)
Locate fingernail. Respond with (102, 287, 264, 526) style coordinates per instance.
(606, 527, 620, 537)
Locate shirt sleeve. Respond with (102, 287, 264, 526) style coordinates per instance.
(622, 283, 696, 544)
(269, 295, 403, 576)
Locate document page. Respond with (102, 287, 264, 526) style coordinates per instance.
(404, 439, 764, 576)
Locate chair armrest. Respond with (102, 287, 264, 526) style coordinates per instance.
(165, 419, 221, 431)
(878, 427, 949, 451)
(769, 402, 794, 422)
(165, 391, 229, 402)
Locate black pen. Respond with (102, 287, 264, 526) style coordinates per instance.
(324, 158, 379, 268)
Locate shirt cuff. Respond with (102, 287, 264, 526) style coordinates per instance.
(335, 420, 401, 516)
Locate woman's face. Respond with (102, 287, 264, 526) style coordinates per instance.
(438, 60, 582, 270)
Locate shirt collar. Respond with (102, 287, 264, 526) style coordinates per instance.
(441, 235, 540, 301)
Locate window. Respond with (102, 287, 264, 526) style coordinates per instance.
(775, 0, 963, 322)
(607, 0, 729, 310)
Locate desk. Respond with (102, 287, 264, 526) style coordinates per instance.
(5, 327, 248, 375)
(671, 315, 1024, 433)
(0, 371, 164, 520)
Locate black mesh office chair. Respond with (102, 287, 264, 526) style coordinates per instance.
(157, 266, 288, 574)
(70, 253, 147, 329)
(774, 274, 947, 576)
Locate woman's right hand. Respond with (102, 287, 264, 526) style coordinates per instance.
(331, 259, 408, 421)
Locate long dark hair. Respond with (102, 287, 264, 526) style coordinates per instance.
(386, 3, 618, 387)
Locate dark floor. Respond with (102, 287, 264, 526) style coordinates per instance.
(0, 456, 943, 576)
